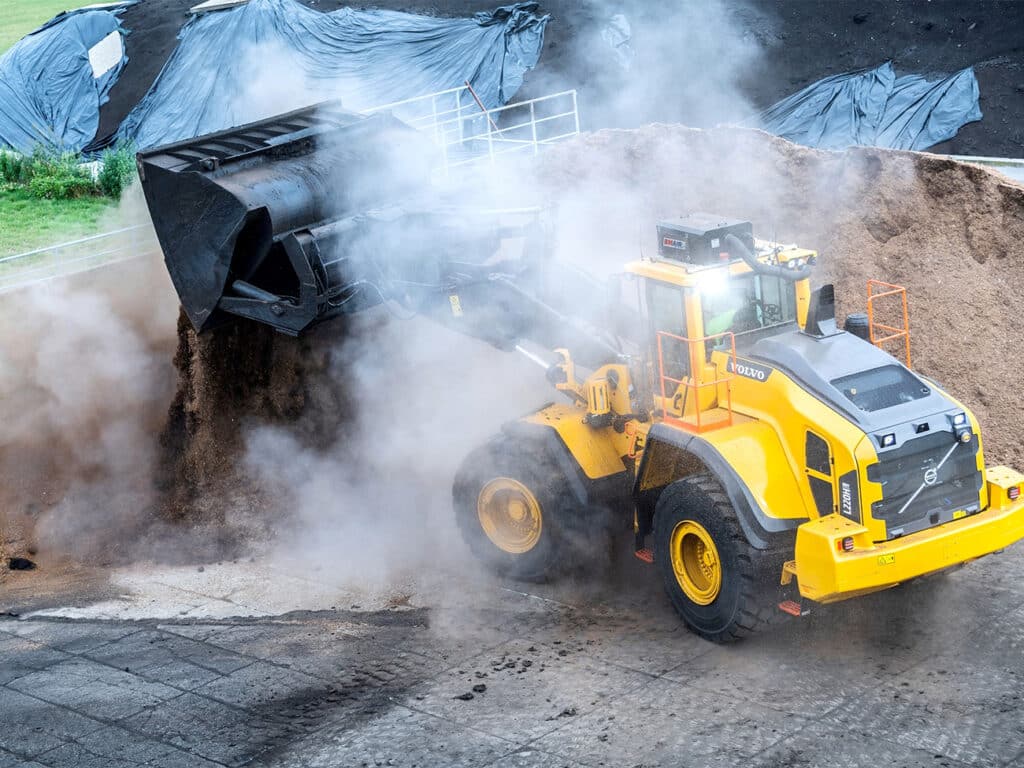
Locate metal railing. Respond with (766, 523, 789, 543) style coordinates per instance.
(947, 155, 1024, 184)
(0, 224, 160, 293)
(366, 87, 580, 177)
(866, 279, 911, 367)
(656, 330, 737, 434)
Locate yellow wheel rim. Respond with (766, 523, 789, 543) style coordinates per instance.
(477, 477, 543, 554)
(669, 520, 722, 605)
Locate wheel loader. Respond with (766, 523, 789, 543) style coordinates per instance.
(138, 104, 1024, 642)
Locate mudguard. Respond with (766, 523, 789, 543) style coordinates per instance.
(634, 423, 805, 551)
(501, 418, 633, 520)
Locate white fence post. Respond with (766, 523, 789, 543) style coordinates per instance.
(530, 101, 539, 155)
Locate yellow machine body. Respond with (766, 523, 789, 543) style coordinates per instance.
(515, 237, 1024, 606)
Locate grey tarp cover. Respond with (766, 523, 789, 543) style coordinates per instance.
(118, 0, 549, 150)
(758, 62, 982, 151)
(0, 8, 130, 154)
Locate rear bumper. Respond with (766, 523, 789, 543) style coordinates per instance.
(791, 467, 1024, 604)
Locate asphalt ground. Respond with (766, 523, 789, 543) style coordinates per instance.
(3, 537, 1024, 768)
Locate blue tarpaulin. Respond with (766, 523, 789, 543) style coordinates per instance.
(758, 62, 982, 151)
(118, 0, 549, 150)
(0, 6, 131, 154)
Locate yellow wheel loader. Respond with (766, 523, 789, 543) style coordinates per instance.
(138, 105, 1024, 643)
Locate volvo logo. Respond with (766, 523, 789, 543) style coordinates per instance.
(726, 359, 773, 382)
(923, 467, 939, 486)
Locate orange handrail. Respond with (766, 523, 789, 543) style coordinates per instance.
(866, 279, 911, 367)
(656, 330, 737, 433)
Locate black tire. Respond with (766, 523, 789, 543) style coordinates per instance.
(653, 474, 785, 642)
(453, 435, 580, 582)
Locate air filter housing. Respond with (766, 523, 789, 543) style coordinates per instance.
(656, 214, 754, 266)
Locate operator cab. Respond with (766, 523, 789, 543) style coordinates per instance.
(614, 215, 815, 383)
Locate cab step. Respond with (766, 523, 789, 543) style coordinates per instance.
(778, 600, 809, 617)
(634, 548, 654, 564)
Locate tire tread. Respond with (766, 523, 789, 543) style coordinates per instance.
(654, 473, 787, 642)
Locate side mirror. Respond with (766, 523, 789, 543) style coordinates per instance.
(804, 284, 840, 337)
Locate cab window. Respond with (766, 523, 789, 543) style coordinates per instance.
(701, 274, 797, 336)
(647, 281, 688, 380)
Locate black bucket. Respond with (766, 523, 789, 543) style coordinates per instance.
(138, 102, 434, 335)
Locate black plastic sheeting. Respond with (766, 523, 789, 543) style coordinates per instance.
(0, 6, 132, 154)
(758, 62, 982, 151)
(118, 0, 549, 150)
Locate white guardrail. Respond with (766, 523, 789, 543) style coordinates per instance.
(0, 224, 160, 293)
(0, 88, 581, 292)
(366, 86, 580, 178)
(947, 155, 1024, 184)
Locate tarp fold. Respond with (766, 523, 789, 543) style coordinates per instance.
(118, 0, 549, 150)
(0, 7, 132, 154)
(758, 62, 982, 151)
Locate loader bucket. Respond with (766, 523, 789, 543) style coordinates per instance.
(137, 102, 433, 335)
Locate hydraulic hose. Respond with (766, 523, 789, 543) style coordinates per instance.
(724, 233, 812, 282)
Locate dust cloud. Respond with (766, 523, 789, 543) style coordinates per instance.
(240, 314, 550, 587)
(0, 182, 179, 567)
(0, 0, 775, 590)
(5, 0, 1021, 620)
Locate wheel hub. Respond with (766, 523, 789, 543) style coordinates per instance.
(477, 478, 543, 554)
(669, 520, 722, 605)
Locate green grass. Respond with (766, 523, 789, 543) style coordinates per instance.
(0, 1, 96, 55)
(0, 186, 114, 258)
(0, 3, 121, 265)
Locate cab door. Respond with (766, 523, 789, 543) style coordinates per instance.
(647, 280, 690, 383)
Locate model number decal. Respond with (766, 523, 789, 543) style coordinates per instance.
(837, 471, 861, 524)
(726, 359, 773, 382)
(840, 481, 854, 518)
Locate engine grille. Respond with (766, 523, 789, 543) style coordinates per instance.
(867, 430, 982, 539)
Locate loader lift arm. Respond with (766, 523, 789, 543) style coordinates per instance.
(138, 101, 624, 368)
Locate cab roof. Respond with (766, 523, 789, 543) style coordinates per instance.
(624, 239, 817, 288)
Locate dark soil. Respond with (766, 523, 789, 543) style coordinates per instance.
(738, 0, 1024, 156)
(158, 309, 353, 524)
(99, 0, 1024, 155)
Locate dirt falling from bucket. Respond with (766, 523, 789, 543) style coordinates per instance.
(157, 310, 354, 535)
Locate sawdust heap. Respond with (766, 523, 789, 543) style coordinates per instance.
(535, 126, 1024, 467)
(160, 126, 1024, 532)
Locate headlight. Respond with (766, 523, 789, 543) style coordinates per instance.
(953, 412, 967, 426)
(879, 433, 896, 448)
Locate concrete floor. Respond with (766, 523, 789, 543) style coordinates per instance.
(2, 541, 1024, 768)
